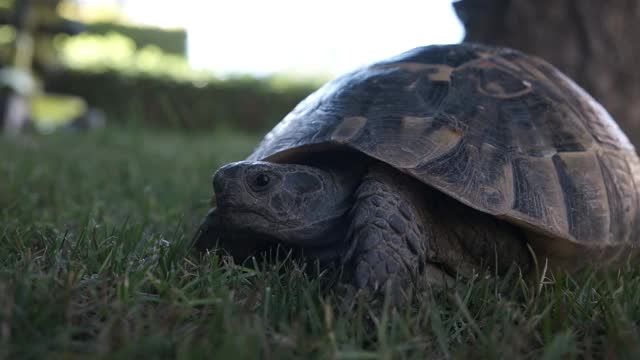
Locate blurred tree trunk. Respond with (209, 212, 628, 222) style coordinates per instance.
(454, 0, 640, 148)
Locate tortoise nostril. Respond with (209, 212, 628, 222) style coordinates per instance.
(212, 163, 241, 194)
(212, 162, 247, 196)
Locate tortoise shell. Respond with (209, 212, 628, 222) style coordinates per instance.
(247, 43, 640, 258)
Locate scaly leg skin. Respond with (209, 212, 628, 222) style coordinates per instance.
(343, 164, 445, 300)
(344, 164, 532, 301)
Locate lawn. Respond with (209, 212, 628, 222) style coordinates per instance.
(1, 127, 640, 359)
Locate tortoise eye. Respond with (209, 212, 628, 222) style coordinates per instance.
(255, 174, 270, 187)
(250, 173, 272, 191)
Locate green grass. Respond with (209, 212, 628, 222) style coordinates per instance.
(1, 127, 640, 359)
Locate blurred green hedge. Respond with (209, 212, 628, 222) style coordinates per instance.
(42, 69, 319, 132)
(85, 22, 187, 56)
(42, 31, 322, 132)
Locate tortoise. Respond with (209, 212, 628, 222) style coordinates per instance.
(194, 43, 640, 293)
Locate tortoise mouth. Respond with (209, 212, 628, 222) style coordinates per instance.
(220, 205, 271, 222)
(212, 216, 348, 265)
(194, 208, 350, 274)
(212, 197, 351, 264)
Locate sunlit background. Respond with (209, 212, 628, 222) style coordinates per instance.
(0, 0, 466, 132)
(74, 0, 464, 77)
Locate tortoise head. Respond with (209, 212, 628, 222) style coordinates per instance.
(212, 160, 356, 246)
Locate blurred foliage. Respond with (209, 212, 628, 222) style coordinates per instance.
(42, 30, 322, 132)
(43, 68, 319, 132)
(0, 24, 16, 59)
(0, 3, 325, 133)
(58, 0, 186, 54)
(85, 22, 186, 56)
(54, 32, 200, 80)
(58, 0, 131, 24)
(0, 0, 12, 10)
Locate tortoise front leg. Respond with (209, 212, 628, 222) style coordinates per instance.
(344, 164, 450, 297)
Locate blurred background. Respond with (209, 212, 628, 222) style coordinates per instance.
(0, 0, 465, 135)
(1, 0, 638, 145)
